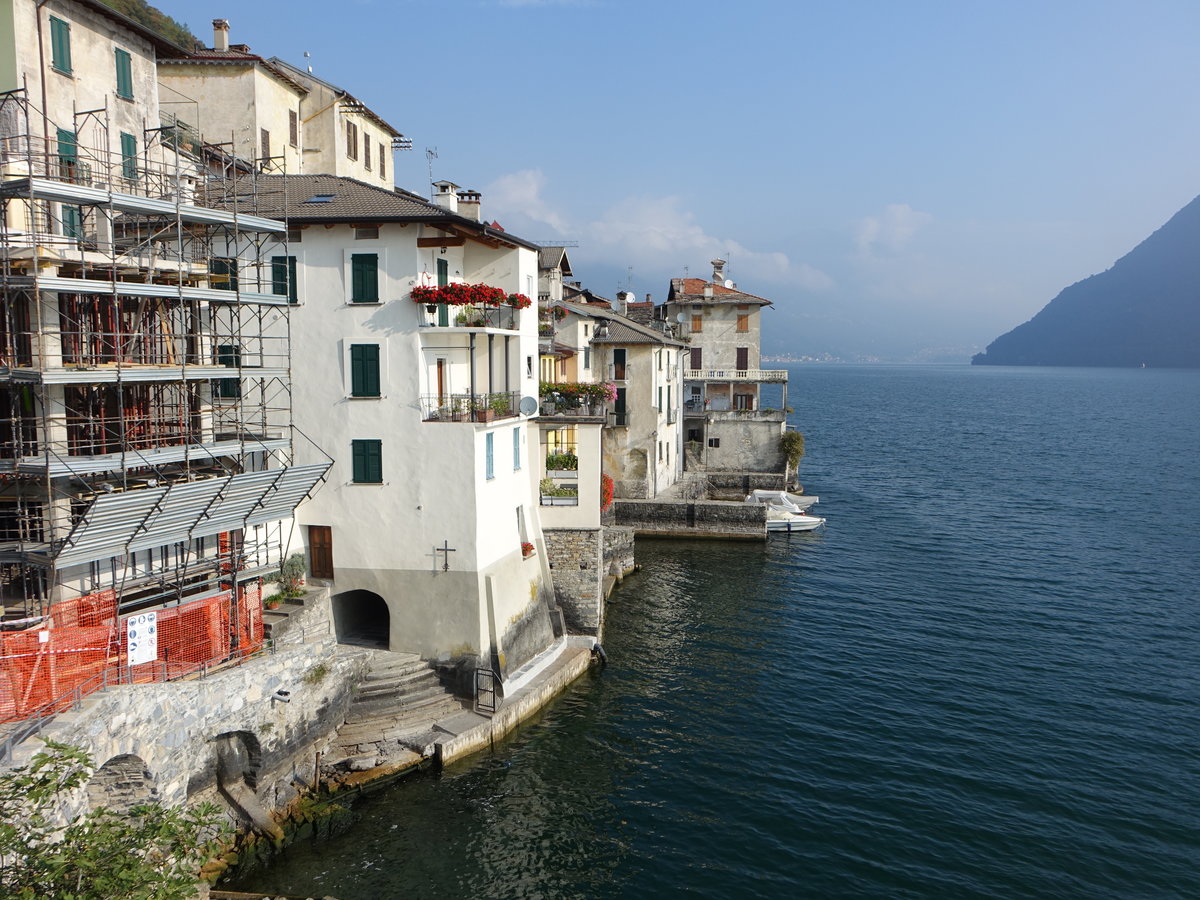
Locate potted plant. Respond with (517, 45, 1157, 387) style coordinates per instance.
(472, 399, 495, 422)
(489, 395, 511, 417)
(546, 452, 578, 477)
(521, 541, 535, 558)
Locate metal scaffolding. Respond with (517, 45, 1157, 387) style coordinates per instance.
(0, 86, 321, 621)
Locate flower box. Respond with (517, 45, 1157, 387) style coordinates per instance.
(540, 495, 579, 506)
(546, 469, 577, 479)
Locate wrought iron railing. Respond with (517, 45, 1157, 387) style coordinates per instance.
(420, 391, 521, 423)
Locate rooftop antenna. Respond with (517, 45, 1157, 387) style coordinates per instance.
(426, 147, 438, 197)
(303, 50, 312, 73)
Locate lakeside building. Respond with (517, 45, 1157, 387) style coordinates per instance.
(242, 173, 564, 677)
(660, 259, 789, 476)
(0, 0, 324, 722)
(156, 20, 406, 183)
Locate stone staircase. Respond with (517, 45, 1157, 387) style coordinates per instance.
(332, 650, 467, 767)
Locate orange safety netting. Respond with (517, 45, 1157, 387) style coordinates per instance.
(0, 581, 263, 724)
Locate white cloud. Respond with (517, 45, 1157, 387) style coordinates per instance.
(855, 203, 933, 257)
(483, 171, 833, 293)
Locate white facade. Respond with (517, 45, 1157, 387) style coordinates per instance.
(282, 201, 556, 672)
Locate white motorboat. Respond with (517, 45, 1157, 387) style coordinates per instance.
(746, 490, 826, 532)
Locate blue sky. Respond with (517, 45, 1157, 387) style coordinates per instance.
(153, 0, 1200, 361)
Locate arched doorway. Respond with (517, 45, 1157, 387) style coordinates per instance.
(87, 754, 158, 812)
(331, 589, 389, 648)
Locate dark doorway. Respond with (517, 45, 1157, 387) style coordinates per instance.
(331, 589, 389, 648)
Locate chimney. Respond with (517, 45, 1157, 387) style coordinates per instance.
(431, 180, 460, 213)
(711, 258, 727, 284)
(212, 19, 230, 52)
(456, 189, 481, 222)
(618, 290, 633, 316)
(644, 292, 652, 304)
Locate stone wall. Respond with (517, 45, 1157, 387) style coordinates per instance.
(603, 525, 637, 581)
(613, 499, 766, 539)
(543, 527, 604, 635)
(6, 589, 367, 829)
(704, 471, 789, 498)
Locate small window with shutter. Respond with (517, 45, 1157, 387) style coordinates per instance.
(349, 344, 381, 397)
(350, 253, 379, 303)
(289, 110, 298, 147)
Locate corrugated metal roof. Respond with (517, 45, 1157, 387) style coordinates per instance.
(55, 464, 329, 567)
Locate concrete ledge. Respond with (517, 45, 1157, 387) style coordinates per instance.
(435, 637, 595, 767)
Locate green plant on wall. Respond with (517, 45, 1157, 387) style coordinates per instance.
(780, 430, 805, 471)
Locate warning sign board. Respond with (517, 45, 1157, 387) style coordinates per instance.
(126, 612, 158, 666)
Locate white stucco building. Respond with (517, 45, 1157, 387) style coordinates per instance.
(249, 174, 558, 675)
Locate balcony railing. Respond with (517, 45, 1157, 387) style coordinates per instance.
(419, 304, 519, 331)
(608, 411, 629, 427)
(421, 391, 521, 423)
(684, 368, 788, 383)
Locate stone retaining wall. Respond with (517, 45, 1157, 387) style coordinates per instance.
(6, 589, 366, 829)
(613, 498, 766, 539)
(543, 528, 604, 634)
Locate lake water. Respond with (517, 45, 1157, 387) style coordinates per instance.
(228, 365, 1200, 899)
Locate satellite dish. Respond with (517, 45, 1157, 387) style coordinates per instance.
(519, 396, 538, 415)
(675, 313, 686, 323)
(724, 279, 735, 288)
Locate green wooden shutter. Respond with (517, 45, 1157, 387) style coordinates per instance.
(350, 344, 380, 397)
(214, 344, 241, 399)
(50, 17, 71, 73)
(62, 205, 83, 240)
(351, 253, 378, 303)
(271, 256, 297, 301)
(56, 128, 76, 162)
(352, 439, 382, 483)
(115, 48, 133, 99)
(120, 132, 137, 182)
(436, 257, 448, 287)
(209, 257, 238, 291)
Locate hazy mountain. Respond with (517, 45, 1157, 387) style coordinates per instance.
(973, 194, 1200, 367)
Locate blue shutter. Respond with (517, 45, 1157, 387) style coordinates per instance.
(513, 427, 520, 470)
(486, 433, 494, 480)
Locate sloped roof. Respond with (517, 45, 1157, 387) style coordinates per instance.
(555, 300, 686, 348)
(269, 57, 403, 138)
(538, 246, 573, 275)
(667, 277, 772, 306)
(76, 0, 191, 58)
(215, 174, 539, 250)
(160, 48, 309, 94)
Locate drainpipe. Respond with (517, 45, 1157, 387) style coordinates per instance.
(35, 1, 52, 152)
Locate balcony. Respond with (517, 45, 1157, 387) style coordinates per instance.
(684, 368, 788, 383)
(419, 304, 519, 331)
(420, 391, 521, 423)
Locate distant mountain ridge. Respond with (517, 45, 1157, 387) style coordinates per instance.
(972, 194, 1200, 367)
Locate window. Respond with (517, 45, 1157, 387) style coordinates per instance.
(737, 313, 749, 332)
(658, 441, 663, 461)
(350, 253, 378, 303)
(657, 386, 662, 412)
(214, 344, 241, 399)
(271, 256, 297, 303)
(354, 225, 379, 240)
(657, 350, 662, 370)
(708, 437, 721, 448)
(349, 344, 380, 397)
(61, 205, 83, 240)
(583, 347, 591, 370)
(736, 347, 749, 370)
(56, 128, 76, 179)
(209, 257, 238, 291)
(379, 142, 386, 180)
(691, 314, 703, 333)
(351, 439, 382, 483)
(114, 48, 133, 99)
(260, 128, 270, 161)
(289, 110, 298, 147)
(346, 121, 358, 160)
(513, 427, 521, 470)
(287, 227, 303, 243)
(690, 347, 702, 370)
(120, 132, 137, 182)
(612, 348, 627, 380)
(50, 16, 71, 73)
(485, 432, 494, 480)
(436, 257, 448, 287)
(364, 138, 371, 171)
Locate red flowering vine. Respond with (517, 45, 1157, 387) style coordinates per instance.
(601, 473, 614, 511)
